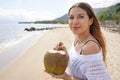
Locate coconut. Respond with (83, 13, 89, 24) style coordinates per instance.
(44, 49, 69, 75)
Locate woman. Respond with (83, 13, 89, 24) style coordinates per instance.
(47, 2, 111, 80)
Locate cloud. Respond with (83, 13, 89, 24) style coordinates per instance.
(0, 8, 38, 21)
(90, 0, 120, 8)
(0, 0, 119, 23)
(67, 0, 120, 8)
(0, 8, 55, 23)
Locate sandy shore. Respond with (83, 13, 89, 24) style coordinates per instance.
(0, 27, 120, 80)
(103, 28, 120, 80)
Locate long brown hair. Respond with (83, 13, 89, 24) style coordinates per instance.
(68, 2, 106, 62)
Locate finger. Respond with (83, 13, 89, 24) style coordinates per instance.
(44, 70, 48, 73)
(49, 73, 65, 79)
(60, 45, 68, 53)
(53, 42, 62, 50)
(53, 47, 57, 50)
(54, 43, 63, 50)
(44, 70, 56, 77)
(48, 73, 60, 78)
(44, 70, 50, 74)
(53, 42, 67, 51)
(58, 42, 63, 46)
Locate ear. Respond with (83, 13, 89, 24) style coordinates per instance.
(89, 17, 93, 26)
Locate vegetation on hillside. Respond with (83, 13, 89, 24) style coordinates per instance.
(97, 3, 120, 23)
(19, 3, 120, 24)
(34, 20, 68, 24)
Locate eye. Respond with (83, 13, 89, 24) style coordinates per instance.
(79, 15, 84, 18)
(69, 16, 74, 20)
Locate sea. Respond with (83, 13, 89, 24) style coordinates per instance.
(0, 23, 68, 71)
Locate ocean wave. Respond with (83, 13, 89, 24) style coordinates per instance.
(0, 31, 43, 53)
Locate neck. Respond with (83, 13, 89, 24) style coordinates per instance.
(75, 32, 93, 43)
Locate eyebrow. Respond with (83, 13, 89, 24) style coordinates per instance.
(78, 13, 84, 16)
(69, 13, 84, 16)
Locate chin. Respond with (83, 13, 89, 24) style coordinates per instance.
(72, 32, 78, 35)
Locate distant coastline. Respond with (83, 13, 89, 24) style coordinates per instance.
(18, 20, 68, 24)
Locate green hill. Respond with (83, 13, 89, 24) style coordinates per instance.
(54, 7, 105, 21)
(97, 3, 120, 22)
(54, 3, 120, 23)
(54, 14, 68, 21)
(31, 3, 120, 24)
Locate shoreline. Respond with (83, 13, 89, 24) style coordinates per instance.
(0, 27, 74, 80)
(0, 31, 44, 72)
(0, 27, 120, 80)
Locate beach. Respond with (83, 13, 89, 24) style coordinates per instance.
(0, 27, 120, 80)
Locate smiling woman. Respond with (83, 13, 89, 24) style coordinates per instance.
(46, 2, 111, 80)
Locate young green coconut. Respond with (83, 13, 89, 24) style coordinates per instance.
(44, 49, 69, 75)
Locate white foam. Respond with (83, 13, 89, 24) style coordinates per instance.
(0, 31, 43, 54)
(0, 31, 43, 71)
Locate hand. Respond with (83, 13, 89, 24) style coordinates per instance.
(45, 70, 69, 80)
(45, 70, 80, 80)
(53, 42, 68, 55)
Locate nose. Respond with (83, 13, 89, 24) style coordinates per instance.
(72, 19, 79, 25)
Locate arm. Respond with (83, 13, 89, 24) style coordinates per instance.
(63, 74, 80, 80)
(54, 41, 69, 60)
(80, 41, 111, 80)
(47, 42, 80, 80)
(81, 60, 111, 80)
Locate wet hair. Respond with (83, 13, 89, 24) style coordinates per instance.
(68, 2, 106, 62)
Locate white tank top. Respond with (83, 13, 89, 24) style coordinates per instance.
(67, 40, 111, 80)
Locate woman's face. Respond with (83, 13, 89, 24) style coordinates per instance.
(68, 7, 93, 35)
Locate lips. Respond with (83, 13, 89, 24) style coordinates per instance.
(72, 27, 80, 30)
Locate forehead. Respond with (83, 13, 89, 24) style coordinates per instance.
(69, 7, 87, 15)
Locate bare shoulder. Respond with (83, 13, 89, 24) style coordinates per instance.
(82, 40, 100, 55)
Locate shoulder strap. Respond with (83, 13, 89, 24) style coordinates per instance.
(74, 39, 79, 46)
(80, 40, 101, 54)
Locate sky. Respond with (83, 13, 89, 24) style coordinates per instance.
(0, 0, 120, 23)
